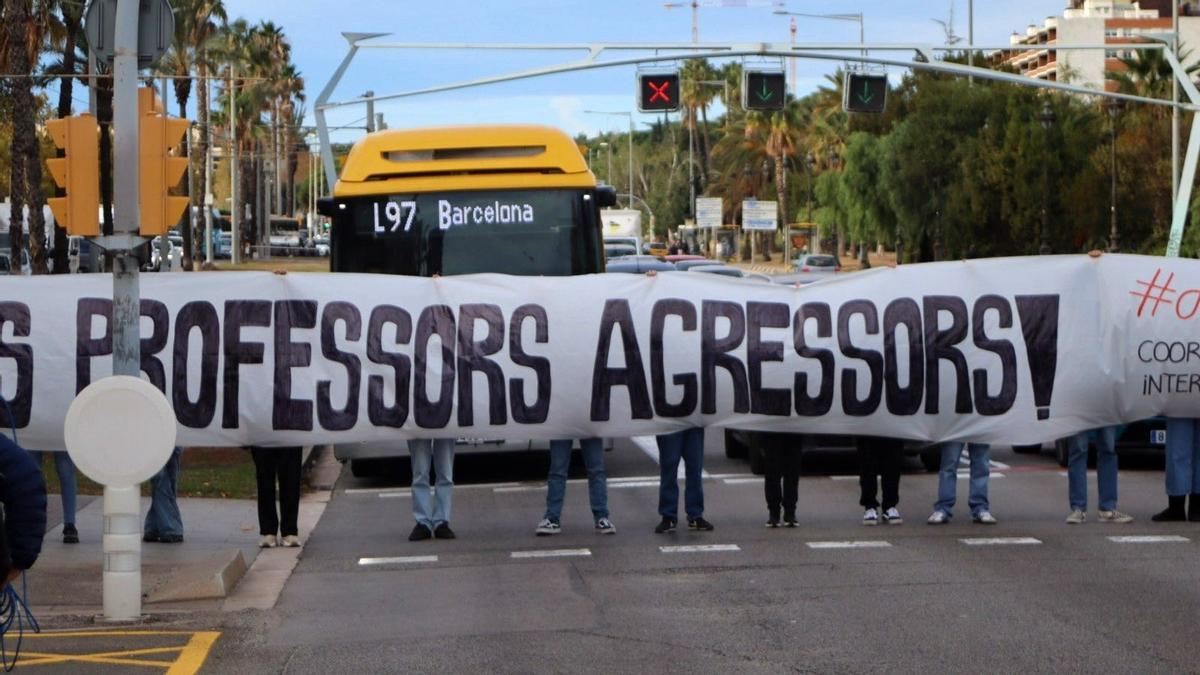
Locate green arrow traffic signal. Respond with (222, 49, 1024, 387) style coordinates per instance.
(744, 71, 786, 111)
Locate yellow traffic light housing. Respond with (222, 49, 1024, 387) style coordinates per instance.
(139, 109, 190, 236)
(138, 86, 166, 117)
(45, 115, 101, 236)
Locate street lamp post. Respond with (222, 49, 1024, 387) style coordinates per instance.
(1040, 101, 1055, 256)
(583, 110, 635, 209)
(828, 149, 841, 259)
(598, 141, 611, 186)
(1108, 98, 1121, 253)
(774, 9, 865, 75)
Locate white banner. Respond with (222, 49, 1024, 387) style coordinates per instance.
(1, 254, 1197, 450)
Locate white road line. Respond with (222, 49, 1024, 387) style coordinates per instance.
(610, 475, 661, 483)
(609, 480, 660, 488)
(830, 475, 859, 481)
(351, 482, 522, 496)
(510, 548, 592, 559)
(493, 485, 546, 494)
(631, 435, 710, 479)
(659, 544, 741, 553)
(1108, 535, 1190, 544)
(957, 472, 1005, 479)
(707, 473, 756, 480)
(358, 555, 438, 566)
(722, 477, 761, 485)
(960, 537, 1042, 546)
(990, 459, 1011, 470)
(378, 491, 411, 499)
(806, 540, 892, 549)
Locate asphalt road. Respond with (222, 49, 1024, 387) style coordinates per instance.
(193, 437, 1200, 674)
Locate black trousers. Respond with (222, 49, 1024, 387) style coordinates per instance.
(763, 446, 802, 518)
(251, 447, 302, 537)
(857, 437, 902, 510)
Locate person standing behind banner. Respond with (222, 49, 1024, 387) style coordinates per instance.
(35, 451, 78, 544)
(1065, 427, 1133, 524)
(250, 446, 303, 548)
(856, 435, 903, 525)
(535, 438, 615, 536)
(408, 439, 456, 541)
(927, 441, 997, 525)
(143, 446, 184, 543)
(655, 427, 713, 533)
(1152, 417, 1200, 522)
(763, 439, 801, 528)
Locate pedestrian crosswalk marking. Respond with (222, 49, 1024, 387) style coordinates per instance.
(358, 555, 439, 565)
(960, 537, 1042, 546)
(659, 544, 741, 553)
(806, 540, 892, 549)
(511, 548, 592, 559)
(1107, 535, 1190, 544)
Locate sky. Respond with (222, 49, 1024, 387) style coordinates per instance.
(197, 0, 1071, 143)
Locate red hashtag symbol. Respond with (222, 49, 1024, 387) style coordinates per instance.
(1129, 268, 1177, 317)
(648, 81, 671, 103)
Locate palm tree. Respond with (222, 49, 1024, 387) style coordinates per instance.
(4, 0, 48, 274)
(681, 58, 718, 187)
(749, 98, 804, 262)
(47, 0, 85, 274)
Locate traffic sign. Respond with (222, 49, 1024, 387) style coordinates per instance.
(64, 375, 177, 488)
(638, 72, 680, 112)
(84, 0, 175, 69)
(742, 199, 778, 230)
(843, 72, 888, 114)
(695, 197, 723, 229)
(743, 71, 786, 111)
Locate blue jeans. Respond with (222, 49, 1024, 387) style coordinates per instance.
(37, 452, 77, 525)
(544, 438, 608, 523)
(1164, 418, 1200, 496)
(656, 427, 705, 521)
(409, 439, 454, 528)
(934, 442, 990, 517)
(144, 446, 183, 537)
(1068, 427, 1119, 511)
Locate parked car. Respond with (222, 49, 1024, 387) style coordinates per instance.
(674, 259, 722, 272)
(689, 265, 743, 278)
(605, 243, 638, 260)
(312, 235, 330, 257)
(771, 272, 827, 286)
(643, 241, 668, 257)
(605, 258, 676, 274)
(792, 254, 840, 273)
(724, 430, 939, 475)
(665, 254, 706, 264)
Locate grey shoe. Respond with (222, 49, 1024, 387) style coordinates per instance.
(1066, 509, 1086, 525)
(1098, 509, 1134, 524)
(973, 511, 998, 525)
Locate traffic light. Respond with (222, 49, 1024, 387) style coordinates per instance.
(638, 72, 680, 112)
(743, 71, 786, 111)
(138, 87, 190, 236)
(45, 115, 100, 236)
(843, 72, 888, 114)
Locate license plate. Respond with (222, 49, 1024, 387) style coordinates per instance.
(1151, 429, 1167, 445)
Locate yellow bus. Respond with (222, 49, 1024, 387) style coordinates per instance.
(317, 124, 615, 474)
(320, 124, 613, 276)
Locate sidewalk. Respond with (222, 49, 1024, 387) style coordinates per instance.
(28, 446, 339, 620)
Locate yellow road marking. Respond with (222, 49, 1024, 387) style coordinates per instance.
(13, 629, 220, 673)
(167, 632, 220, 675)
(17, 651, 174, 667)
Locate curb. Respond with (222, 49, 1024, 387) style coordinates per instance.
(145, 549, 248, 603)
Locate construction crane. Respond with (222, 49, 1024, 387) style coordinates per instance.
(663, 0, 784, 44)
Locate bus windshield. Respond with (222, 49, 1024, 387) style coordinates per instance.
(333, 188, 599, 276)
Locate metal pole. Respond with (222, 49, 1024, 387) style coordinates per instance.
(365, 91, 375, 133)
(274, 101, 282, 218)
(230, 66, 240, 264)
(1173, 3, 1180, 203)
(626, 114, 633, 209)
(108, 0, 143, 623)
(687, 112, 695, 220)
(204, 74, 213, 264)
(789, 17, 796, 96)
(159, 76, 170, 270)
(1109, 103, 1119, 253)
(968, 0, 973, 86)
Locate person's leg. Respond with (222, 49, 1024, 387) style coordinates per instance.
(1164, 418, 1193, 498)
(934, 442, 962, 516)
(543, 440, 572, 523)
(681, 427, 705, 521)
(1095, 427, 1119, 512)
(879, 439, 902, 511)
(967, 443, 991, 517)
(580, 438, 609, 522)
(276, 447, 302, 538)
(656, 431, 684, 520)
(431, 439, 455, 526)
(1190, 420, 1200, 510)
(763, 444, 783, 521)
(1067, 432, 1090, 511)
(856, 437, 880, 509)
(408, 439, 434, 529)
(54, 452, 77, 526)
(252, 447, 280, 536)
(782, 445, 802, 521)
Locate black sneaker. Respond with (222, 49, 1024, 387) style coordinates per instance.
(433, 523, 456, 540)
(408, 524, 433, 541)
(142, 532, 159, 543)
(688, 517, 714, 531)
(157, 534, 184, 544)
(783, 514, 798, 528)
(654, 517, 677, 534)
(764, 515, 780, 528)
(62, 523, 79, 544)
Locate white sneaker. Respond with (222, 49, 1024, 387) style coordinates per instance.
(862, 508, 879, 526)
(1098, 509, 1134, 524)
(259, 534, 277, 548)
(973, 511, 998, 525)
(535, 518, 561, 536)
(1065, 509, 1087, 525)
(281, 535, 301, 547)
(927, 510, 950, 525)
(882, 507, 903, 525)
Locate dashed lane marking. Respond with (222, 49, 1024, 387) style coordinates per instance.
(960, 537, 1042, 546)
(1107, 535, 1190, 544)
(510, 548, 592, 559)
(958, 472, 1006, 479)
(722, 477, 761, 485)
(806, 540, 892, 549)
(659, 544, 741, 553)
(358, 555, 439, 566)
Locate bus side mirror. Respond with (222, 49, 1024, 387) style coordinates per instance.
(317, 197, 338, 217)
(595, 186, 617, 208)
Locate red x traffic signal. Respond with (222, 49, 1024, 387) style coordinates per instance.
(638, 73, 680, 112)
